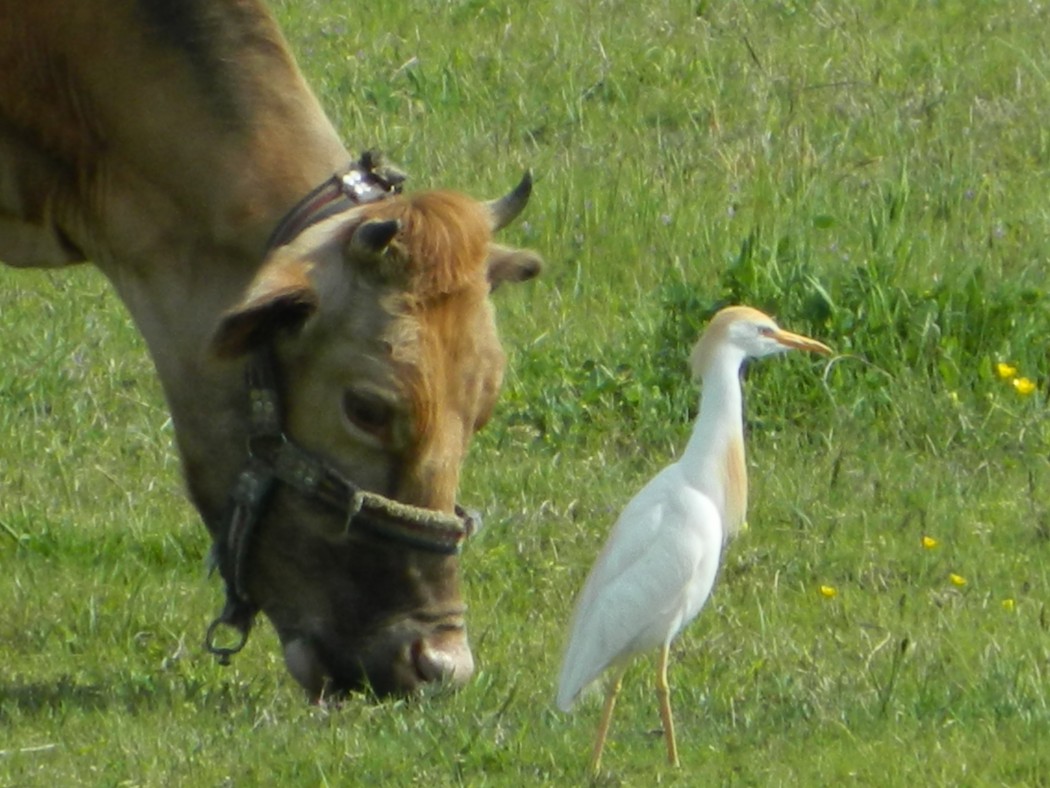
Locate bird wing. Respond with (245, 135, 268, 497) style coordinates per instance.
(556, 464, 724, 711)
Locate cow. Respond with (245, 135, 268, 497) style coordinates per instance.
(0, 0, 542, 699)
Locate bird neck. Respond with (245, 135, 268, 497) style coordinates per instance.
(681, 356, 748, 539)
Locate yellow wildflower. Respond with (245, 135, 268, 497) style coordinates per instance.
(921, 535, 938, 549)
(819, 585, 838, 599)
(996, 362, 1018, 379)
(1002, 598, 1016, 612)
(949, 573, 967, 587)
(1012, 377, 1037, 396)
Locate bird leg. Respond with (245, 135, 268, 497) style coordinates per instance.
(589, 667, 626, 775)
(657, 642, 680, 767)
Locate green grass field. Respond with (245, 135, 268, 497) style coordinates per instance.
(3, 1, 1050, 784)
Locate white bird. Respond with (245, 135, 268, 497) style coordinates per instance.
(556, 305, 831, 772)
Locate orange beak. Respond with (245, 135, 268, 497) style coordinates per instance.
(772, 328, 833, 355)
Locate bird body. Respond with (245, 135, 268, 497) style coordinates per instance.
(555, 453, 724, 712)
(556, 305, 830, 772)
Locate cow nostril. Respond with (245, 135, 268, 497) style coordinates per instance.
(411, 634, 475, 685)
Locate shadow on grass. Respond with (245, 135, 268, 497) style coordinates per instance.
(0, 670, 262, 721)
(0, 676, 111, 719)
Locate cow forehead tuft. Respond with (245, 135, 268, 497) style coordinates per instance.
(363, 191, 492, 300)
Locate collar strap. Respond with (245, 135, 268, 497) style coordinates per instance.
(265, 150, 406, 252)
(261, 441, 474, 552)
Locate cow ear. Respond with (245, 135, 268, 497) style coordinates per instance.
(487, 244, 543, 291)
(343, 217, 405, 285)
(210, 257, 319, 359)
(348, 218, 401, 257)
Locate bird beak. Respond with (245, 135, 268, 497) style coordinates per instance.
(773, 329, 832, 355)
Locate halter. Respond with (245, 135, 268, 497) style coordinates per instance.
(264, 149, 407, 250)
(204, 152, 476, 664)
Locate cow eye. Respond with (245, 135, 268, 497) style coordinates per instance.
(343, 391, 394, 440)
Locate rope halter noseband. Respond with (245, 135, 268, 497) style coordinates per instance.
(204, 152, 477, 664)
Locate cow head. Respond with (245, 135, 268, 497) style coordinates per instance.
(208, 177, 541, 699)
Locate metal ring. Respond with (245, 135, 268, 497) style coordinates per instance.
(204, 616, 251, 666)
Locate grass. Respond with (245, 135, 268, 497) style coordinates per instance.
(3, 0, 1050, 784)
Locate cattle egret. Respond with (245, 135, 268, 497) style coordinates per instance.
(556, 305, 831, 772)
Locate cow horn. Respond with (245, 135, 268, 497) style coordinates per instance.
(487, 171, 532, 231)
(349, 218, 401, 254)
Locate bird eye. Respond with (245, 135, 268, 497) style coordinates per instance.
(758, 325, 776, 337)
(343, 391, 395, 440)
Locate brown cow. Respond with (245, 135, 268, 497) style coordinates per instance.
(0, 0, 541, 699)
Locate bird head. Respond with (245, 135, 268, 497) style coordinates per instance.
(689, 305, 832, 378)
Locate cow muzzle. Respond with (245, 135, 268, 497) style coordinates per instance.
(282, 620, 475, 701)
